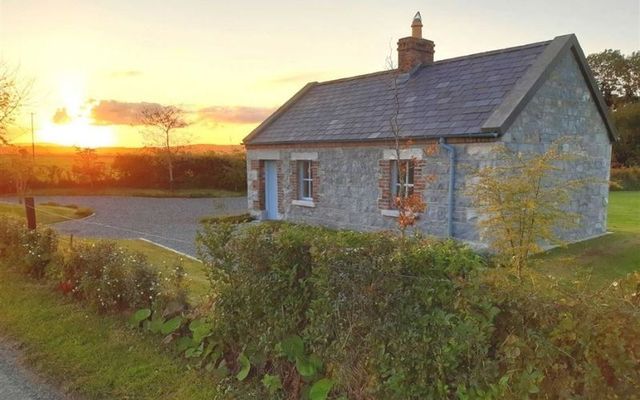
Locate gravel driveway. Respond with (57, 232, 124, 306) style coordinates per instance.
(0, 340, 64, 400)
(4, 196, 247, 257)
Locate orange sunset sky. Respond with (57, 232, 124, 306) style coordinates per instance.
(1, 0, 639, 148)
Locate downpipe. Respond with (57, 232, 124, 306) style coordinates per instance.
(439, 138, 456, 238)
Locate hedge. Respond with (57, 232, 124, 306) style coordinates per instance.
(194, 222, 640, 399)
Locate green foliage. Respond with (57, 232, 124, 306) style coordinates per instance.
(198, 213, 254, 225)
(587, 49, 639, 107)
(469, 142, 585, 278)
(57, 241, 163, 312)
(196, 222, 640, 398)
(486, 269, 640, 398)
(0, 215, 58, 278)
(611, 167, 640, 190)
(128, 308, 151, 327)
(262, 373, 282, 395)
(236, 353, 251, 381)
(197, 222, 493, 398)
(111, 152, 247, 192)
(161, 316, 183, 335)
(309, 378, 334, 400)
(611, 102, 640, 167)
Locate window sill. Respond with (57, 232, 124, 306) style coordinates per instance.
(380, 209, 423, 219)
(292, 199, 316, 208)
(380, 209, 400, 217)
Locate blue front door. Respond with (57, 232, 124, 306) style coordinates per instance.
(264, 161, 278, 220)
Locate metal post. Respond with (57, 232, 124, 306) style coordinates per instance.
(24, 197, 36, 230)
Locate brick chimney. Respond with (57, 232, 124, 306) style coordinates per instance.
(397, 12, 435, 72)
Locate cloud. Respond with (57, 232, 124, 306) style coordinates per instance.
(52, 108, 71, 124)
(197, 106, 275, 125)
(89, 100, 162, 125)
(108, 70, 143, 78)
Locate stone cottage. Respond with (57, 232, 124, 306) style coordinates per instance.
(243, 13, 615, 246)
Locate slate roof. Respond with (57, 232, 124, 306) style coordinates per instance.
(245, 35, 616, 145)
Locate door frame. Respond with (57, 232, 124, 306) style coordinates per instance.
(263, 160, 279, 220)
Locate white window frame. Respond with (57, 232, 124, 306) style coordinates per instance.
(298, 160, 313, 201)
(391, 160, 415, 199)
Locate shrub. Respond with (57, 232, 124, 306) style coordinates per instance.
(0, 215, 59, 278)
(195, 222, 640, 399)
(486, 269, 640, 398)
(59, 241, 162, 312)
(197, 223, 496, 399)
(610, 167, 640, 190)
(0, 215, 25, 261)
(198, 213, 254, 225)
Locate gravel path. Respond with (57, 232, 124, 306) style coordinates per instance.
(4, 196, 247, 257)
(0, 340, 64, 400)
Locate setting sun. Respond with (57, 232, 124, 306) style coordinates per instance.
(37, 118, 116, 148)
(36, 75, 116, 148)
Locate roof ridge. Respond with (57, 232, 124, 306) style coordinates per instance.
(313, 39, 553, 88)
(431, 39, 553, 65)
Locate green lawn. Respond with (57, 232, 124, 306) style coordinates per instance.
(0, 268, 218, 399)
(535, 191, 640, 287)
(0, 202, 93, 224)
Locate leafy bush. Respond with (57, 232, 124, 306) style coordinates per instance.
(486, 270, 640, 398)
(57, 241, 163, 312)
(198, 213, 254, 225)
(610, 167, 640, 190)
(0, 216, 25, 261)
(194, 222, 640, 399)
(0, 215, 58, 278)
(197, 223, 496, 399)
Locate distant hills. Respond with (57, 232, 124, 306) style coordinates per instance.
(0, 143, 245, 156)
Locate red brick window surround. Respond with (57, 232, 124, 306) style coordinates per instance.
(378, 158, 425, 210)
(291, 159, 319, 204)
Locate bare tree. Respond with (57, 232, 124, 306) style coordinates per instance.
(385, 54, 426, 235)
(138, 105, 190, 191)
(0, 62, 32, 145)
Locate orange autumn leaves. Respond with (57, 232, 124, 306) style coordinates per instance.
(393, 142, 438, 234)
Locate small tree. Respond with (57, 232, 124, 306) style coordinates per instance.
(0, 62, 32, 145)
(71, 147, 105, 187)
(2, 148, 35, 199)
(386, 56, 427, 236)
(138, 105, 190, 191)
(470, 142, 585, 279)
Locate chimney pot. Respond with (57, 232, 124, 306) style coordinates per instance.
(411, 12, 422, 38)
(397, 12, 435, 72)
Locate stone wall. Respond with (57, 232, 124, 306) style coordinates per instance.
(246, 143, 496, 241)
(501, 51, 612, 242)
(246, 51, 611, 246)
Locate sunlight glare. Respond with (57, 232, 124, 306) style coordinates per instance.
(36, 74, 116, 148)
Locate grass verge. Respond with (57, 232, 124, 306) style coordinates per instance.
(0, 202, 93, 224)
(0, 267, 218, 399)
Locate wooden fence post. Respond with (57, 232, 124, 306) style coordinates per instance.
(24, 197, 36, 230)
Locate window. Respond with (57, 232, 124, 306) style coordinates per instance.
(298, 160, 313, 200)
(391, 160, 414, 198)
